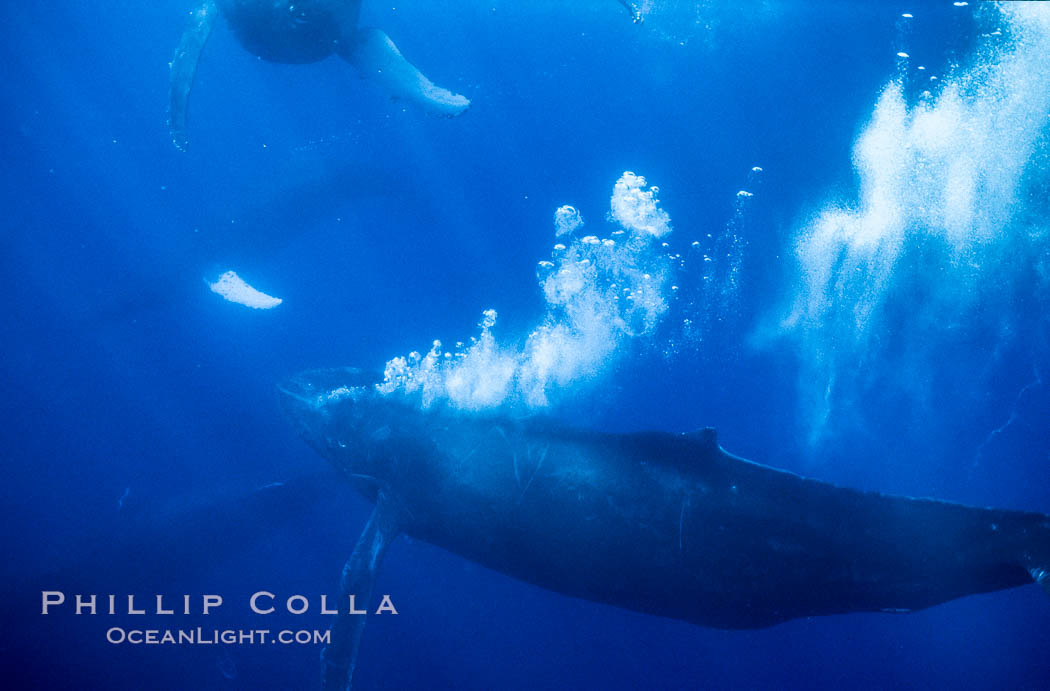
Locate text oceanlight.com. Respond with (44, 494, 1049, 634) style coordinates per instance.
(105, 628, 330, 646)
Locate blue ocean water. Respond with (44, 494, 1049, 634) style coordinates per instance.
(3, 0, 1050, 688)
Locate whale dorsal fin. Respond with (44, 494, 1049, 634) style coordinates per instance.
(686, 427, 719, 450)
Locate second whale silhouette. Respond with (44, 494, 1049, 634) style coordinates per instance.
(169, 0, 471, 151)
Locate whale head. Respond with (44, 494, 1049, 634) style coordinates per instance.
(278, 367, 431, 489)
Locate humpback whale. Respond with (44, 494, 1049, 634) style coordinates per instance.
(278, 368, 1050, 689)
(168, 1, 471, 151)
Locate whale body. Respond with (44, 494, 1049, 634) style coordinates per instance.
(168, 0, 470, 151)
(278, 367, 1050, 688)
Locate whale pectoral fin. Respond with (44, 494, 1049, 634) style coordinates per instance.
(341, 27, 470, 117)
(618, 0, 644, 24)
(322, 491, 401, 691)
(168, 1, 218, 151)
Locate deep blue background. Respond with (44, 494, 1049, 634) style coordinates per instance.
(2, 1, 1049, 689)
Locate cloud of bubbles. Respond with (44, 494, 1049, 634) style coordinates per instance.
(631, 1, 785, 50)
(774, 3, 1050, 446)
(378, 172, 673, 410)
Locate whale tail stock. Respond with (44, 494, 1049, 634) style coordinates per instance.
(1032, 566, 1050, 596)
(1010, 511, 1050, 597)
(1026, 531, 1050, 597)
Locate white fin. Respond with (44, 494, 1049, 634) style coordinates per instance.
(344, 28, 469, 117)
(209, 271, 282, 310)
